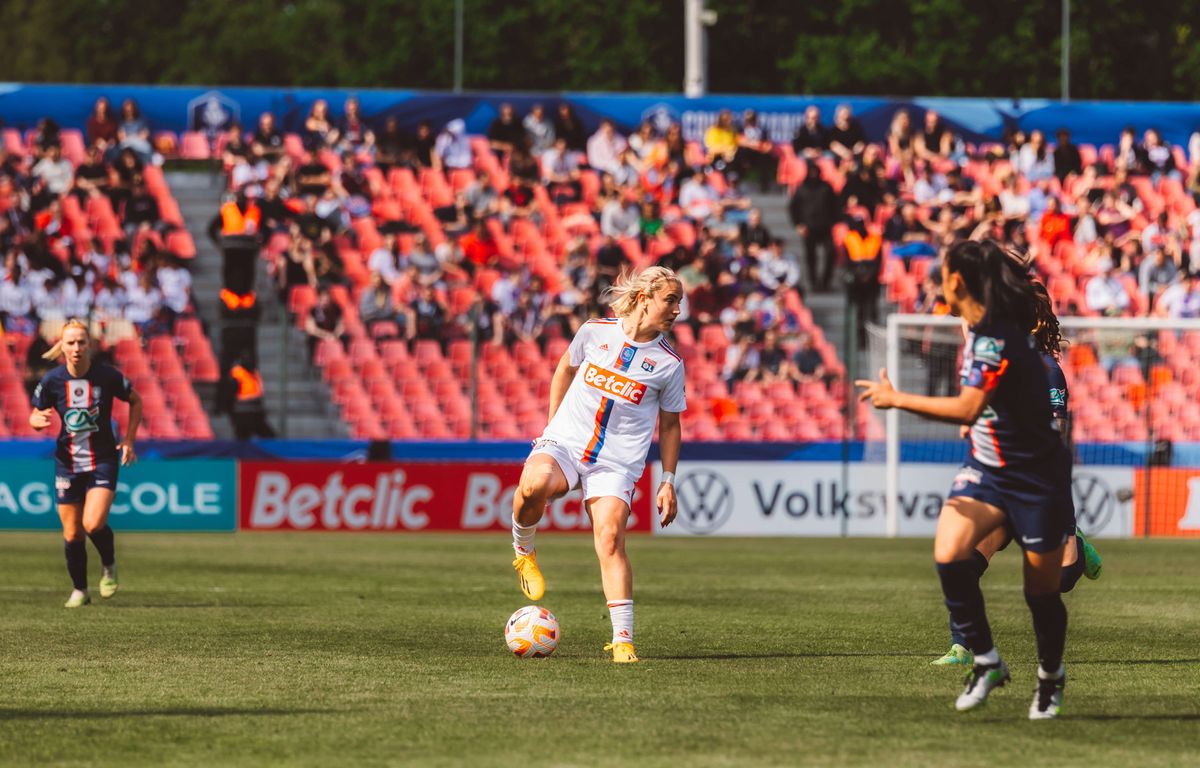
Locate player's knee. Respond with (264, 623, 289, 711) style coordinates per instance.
(83, 521, 105, 535)
(593, 526, 624, 559)
(517, 468, 556, 506)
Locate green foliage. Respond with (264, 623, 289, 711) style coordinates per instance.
(0, 0, 1197, 99)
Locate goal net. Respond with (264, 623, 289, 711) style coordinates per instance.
(865, 314, 1200, 539)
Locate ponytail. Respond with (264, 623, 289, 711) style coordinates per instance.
(604, 266, 681, 318)
(42, 318, 91, 362)
(1030, 280, 1065, 359)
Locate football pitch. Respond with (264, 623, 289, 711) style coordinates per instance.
(1, 533, 1197, 767)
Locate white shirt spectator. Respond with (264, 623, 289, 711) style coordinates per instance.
(999, 188, 1031, 220)
(523, 113, 555, 157)
(490, 274, 520, 316)
(157, 263, 193, 314)
(1085, 273, 1131, 315)
(367, 246, 401, 284)
(600, 199, 640, 239)
(1158, 279, 1200, 318)
(759, 249, 801, 291)
(540, 145, 579, 182)
(124, 281, 163, 324)
(57, 278, 94, 318)
(94, 284, 126, 321)
(679, 176, 719, 221)
(32, 155, 74, 195)
(1013, 144, 1056, 182)
(434, 120, 473, 170)
(0, 273, 33, 317)
(586, 124, 627, 177)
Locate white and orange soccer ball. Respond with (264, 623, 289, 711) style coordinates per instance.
(504, 606, 560, 658)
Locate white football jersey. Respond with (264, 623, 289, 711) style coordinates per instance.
(540, 318, 686, 479)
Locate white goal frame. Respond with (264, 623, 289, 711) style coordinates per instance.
(882, 313, 1200, 537)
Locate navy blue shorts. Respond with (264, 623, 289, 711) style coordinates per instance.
(947, 449, 1074, 554)
(55, 461, 120, 505)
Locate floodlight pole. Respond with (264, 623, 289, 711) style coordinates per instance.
(454, 0, 464, 93)
(684, 0, 706, 97)
(1061, 0, 1070, 102)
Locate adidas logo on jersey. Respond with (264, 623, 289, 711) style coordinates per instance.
(599, 343, 610, 351)
(583, 363, 647, 404)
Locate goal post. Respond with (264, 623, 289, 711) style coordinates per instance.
(871, 313, 1200, 539)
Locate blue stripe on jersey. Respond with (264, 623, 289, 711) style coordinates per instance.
(582, 399, 616, 464)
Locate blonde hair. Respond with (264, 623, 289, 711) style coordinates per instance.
(42, 318, 91, 362)
(605, 266, 681, 317)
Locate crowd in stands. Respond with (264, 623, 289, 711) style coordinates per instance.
(1, 97, 197, 358)
(218, 98, 835, 414)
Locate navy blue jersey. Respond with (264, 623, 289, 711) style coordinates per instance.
(33, 363, 132, 472)
(1043, 352, 1069, 423)
(958, 317, 1059, 468)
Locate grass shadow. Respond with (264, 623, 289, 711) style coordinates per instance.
(0, 707, 335, 721)
(653, 652, 931, 661)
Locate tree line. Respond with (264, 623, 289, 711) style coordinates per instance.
(1, 0, 1198, 101)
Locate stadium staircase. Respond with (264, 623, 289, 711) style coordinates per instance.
(172, 170, 347, 439)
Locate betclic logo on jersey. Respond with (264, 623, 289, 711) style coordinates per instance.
(582, 364, 647, 404)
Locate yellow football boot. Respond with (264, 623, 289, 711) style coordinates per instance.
(512, 551, 545, 601)
(604, 642, 639, 663)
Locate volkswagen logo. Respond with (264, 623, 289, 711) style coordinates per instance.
(674, 470, 733, 535)
(1072, 473, 1114, 536)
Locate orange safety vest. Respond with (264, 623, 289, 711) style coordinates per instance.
(220, 201, 261, 236)
(844, 230, 882, 262)
(220, 288, 257, 310)
(230, 364, 264, 401)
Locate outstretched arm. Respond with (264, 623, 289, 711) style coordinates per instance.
(856, 368, 989, 425)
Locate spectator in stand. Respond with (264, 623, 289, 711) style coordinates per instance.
(1038, 196, 1072, 250)
(758, 238, 801, 292)
(338, 96, 375, 155)
(508, 141, 540, 186)
(735, 109, 775, 191)
(304, 287, 349, 359)
(743, 329, 797, 385)
(595, 235, 631, 293)
(587, 119, 627, 178)
(276, 235, 318, 300)
(251, 112, 285, 165)
(1086, 263, 1132, 316)
(1115, 126, 1144, 176)
(789, 160, 838, 292)
(1140, 211, 1174, 256)
(660, 122, 688, 169)
(542, 136, 583, 205)
(1139, 245, 1179, 304)
(793, 334, 827, 383)
(360, 271, 405, 338)
(888, 109, 916, 186)
(792, 106, 828, 158)
(487, 103, 526, 160)
(374, 116, 406, 173)
(86, 97, 119, 152)
(1096, 189, 1135, 241)
(828, 104, 866, 163)
(257, 178, 291, 235)
(156, 251, 192, 323)
(125, 269, 165, 336)
(915, 109, 953, 162)
(117, 98, 154, 164)
(1142, 128, 1180, 182)
(411, 120, 436, 170)
(1156, 271, 1200, 318)
(1189, 124, 1200, 196)
(638, 199, 664, 246)
(627, 121, 659, 165)
(1013, 129, 1055, 182)
(523, 103, 555, 158)
(600, 191, 640, 239)
(295, 151, 331, 197)
(841, 144, 889, 216)
(1073, 198, 1099, 248)
(1053, 128, 1083, 183)
(434, 119, 473, 172)
(367, 230, 403, 284)
(553, 103, 588, 154)
(0, 261, 36, 334)
(409, 282, 447, 342)
(884, 201, 936, 262)
(302, 99, 340, 152)
(32, 143, 74, 206)
(93, 275, 126, 323)
(739, 208, 771, 249)
(459, 219, 498, 272)
(703, 109, 738, 172)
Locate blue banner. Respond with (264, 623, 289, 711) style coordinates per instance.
(3, 84, 1200, 149)
(0, 459, 237, 532)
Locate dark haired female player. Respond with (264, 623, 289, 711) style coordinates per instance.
(858, 241, 1073, 719)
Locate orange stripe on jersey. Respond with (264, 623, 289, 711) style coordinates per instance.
(582, 397, 615, 464)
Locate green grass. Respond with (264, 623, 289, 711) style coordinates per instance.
(1, 533, 1197, 767)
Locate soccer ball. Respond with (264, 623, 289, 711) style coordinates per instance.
(505, 606, 560, 658)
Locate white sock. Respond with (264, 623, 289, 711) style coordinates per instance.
(69, 588, 88, 599)
(512, 520, 537, 555)
(1038, 663, 1065, 680)
(607, 599, 633, 644)
(974, 648, 1000, 666)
